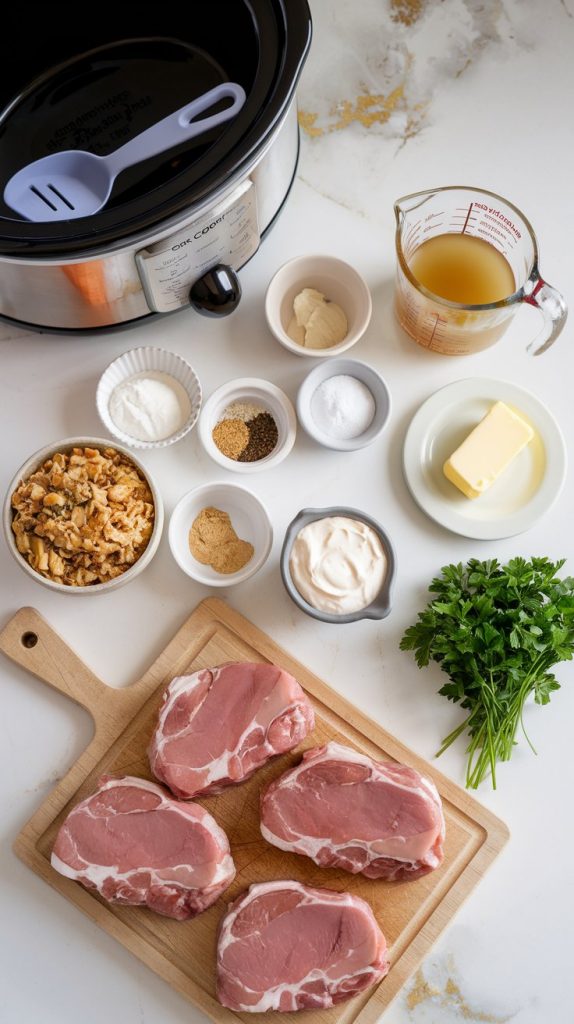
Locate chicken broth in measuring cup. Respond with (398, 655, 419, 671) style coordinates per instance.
(408, 233, 515, 306)
(394, 186, 567, 356)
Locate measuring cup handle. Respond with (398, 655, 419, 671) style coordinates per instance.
(522, 269, 568, 355)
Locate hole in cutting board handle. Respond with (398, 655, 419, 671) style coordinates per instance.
(21, 631, 38, 648)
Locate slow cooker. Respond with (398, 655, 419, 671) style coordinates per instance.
(0, 1, 311, 332)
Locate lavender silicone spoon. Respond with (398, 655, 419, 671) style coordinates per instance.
(3, 82, 246, 223)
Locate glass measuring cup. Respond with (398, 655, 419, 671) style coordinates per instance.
(394, 186, 567, 356)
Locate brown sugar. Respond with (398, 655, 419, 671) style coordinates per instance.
(211, 419, 249, 460)
(189, 506, 253, 574)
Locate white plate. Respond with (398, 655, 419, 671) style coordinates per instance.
(403, 378, 567, 540)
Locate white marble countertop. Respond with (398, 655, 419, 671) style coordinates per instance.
(1, 2, 572, 1022)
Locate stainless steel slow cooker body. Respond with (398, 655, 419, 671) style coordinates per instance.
(0, 105, 299, 331)
(0, 1, 311, 332)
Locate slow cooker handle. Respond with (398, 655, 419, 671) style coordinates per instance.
(189, 264, 242, 317)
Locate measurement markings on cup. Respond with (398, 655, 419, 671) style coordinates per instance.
(426, 312, 448, 349)
(462, 203, 474, 233)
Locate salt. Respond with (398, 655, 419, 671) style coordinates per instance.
(310, 375, 375, 440)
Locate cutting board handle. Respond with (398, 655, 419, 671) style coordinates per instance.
(0, 606, 113, 727)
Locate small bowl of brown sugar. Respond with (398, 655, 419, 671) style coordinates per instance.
(169, 481, 273, 586)
(198, 378, 297, 473)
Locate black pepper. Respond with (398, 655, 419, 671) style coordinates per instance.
(238, 412, 279, 462)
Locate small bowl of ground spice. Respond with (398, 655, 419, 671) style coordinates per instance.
(169, 481, 273, 586)
(198, 378, 297, 473)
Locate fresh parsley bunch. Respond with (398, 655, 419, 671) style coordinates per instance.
(400, 557, 574, 789)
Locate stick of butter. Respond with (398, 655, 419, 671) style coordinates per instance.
(443, 401, 534, 499)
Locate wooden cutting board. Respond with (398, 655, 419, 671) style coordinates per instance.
(0, 599, 508, 1024)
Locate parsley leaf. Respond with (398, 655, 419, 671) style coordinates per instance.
(400, 557, 574, 789)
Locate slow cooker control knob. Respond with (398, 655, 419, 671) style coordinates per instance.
(189, 264, 241, 317)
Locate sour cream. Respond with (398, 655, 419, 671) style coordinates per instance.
(109, 372, 191, 442)
(289, 516, 386, 614)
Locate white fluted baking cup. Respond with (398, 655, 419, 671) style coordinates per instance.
(96, 346, 202, 450)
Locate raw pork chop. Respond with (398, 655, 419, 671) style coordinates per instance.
(216, 880, 389, 1011)
(260, 742, 445, 881)
(51, 775, 235, 920)
(148, 662, 314, 799)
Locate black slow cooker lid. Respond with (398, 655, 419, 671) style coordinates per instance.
(0, 0, 311, 256)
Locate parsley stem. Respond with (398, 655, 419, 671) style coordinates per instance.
(435, 717, 470, 758)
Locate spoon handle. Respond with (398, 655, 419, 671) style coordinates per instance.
(105, 83, 246, 175)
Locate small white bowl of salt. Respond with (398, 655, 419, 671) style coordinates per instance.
(96, 347, 202, 450)
(296, 358, 391, 452)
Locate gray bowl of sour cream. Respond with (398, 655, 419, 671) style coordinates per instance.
(280, 507, 396, 623)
